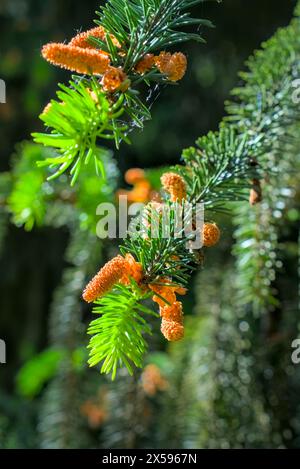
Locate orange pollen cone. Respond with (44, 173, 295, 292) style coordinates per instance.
(42, 43, 110, 75)
(82, 255, 127, 303)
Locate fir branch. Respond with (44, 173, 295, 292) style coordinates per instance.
(178, 10, 300, 214)
(86, 5, 300, 380)
(33, 79, 128, 185)
(88, 283, 157, 379)
(228, 12, 300, 315)
(233, 125, 300, 314)
(35, 0, 216, 183)
(7, 142, 50, 230)
(179, 127, 262, 211)
(121, 201, 197, 286)
(96, 0, 213, 71)
(6, 142, 118, 232)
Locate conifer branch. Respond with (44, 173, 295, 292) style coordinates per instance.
(176, 8, 300, 213)
(96, 0, 213, 71)
(84, 5, 300, 378)
(33, 0, 214, 183)
(121, 201, 197, 287)
(88, 283, 157, 379)
(33, 80, 128, 185)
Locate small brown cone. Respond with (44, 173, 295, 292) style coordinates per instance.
(202, 223, 220, 247)
(249, 179, 262, 205)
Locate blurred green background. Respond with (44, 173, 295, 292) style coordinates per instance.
(0, 0, 299, 449)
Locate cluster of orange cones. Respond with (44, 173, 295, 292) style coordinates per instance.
(83, 170, 221, 342)
(42, 25, 187, 94)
